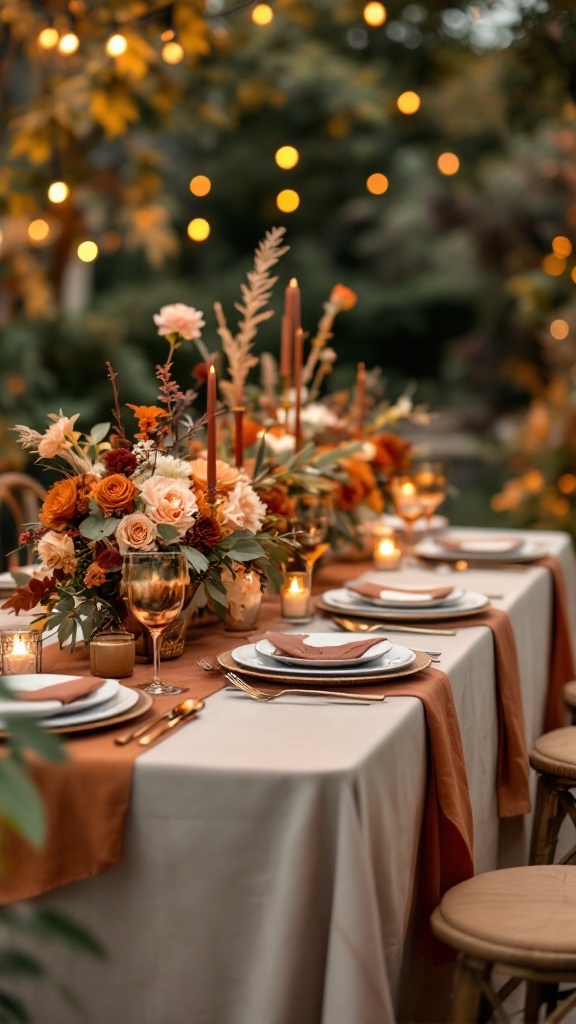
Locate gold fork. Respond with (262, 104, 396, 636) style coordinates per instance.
(224, 671, 385, 703)
(197, 657, 219, 672)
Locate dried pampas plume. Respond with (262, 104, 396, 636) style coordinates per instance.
(215, 226, 288, 409)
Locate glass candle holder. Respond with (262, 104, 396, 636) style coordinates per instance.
(280, 571, 312, 622)
(374, 536, 402, 570)
(89, 632, 135, 678)
(0, 629, 42, 675)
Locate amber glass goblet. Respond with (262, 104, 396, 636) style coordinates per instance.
(123, 551, 188, 696)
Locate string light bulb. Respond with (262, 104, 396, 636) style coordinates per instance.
(38, 27, 59, 49)
(28, 219, 50, 242)
(162, 41, 184, 63)
(276, 189, 300, 213)
(363, 2, 387, 26)
(77, 240, 98, 262)
(189, 175, 211, 196)
(106, 33, 128, 57)
(275, 146, 299, 170)
(437, 152, 460, 175)
(397, 91, 421, 114)
(58, 32, 80, 55)
(187, 218, 210, 241)
(366, 173, 389, 194)
(47, 180, 70, 204)
(252, 4, 273, 24)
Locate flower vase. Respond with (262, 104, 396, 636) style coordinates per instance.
(222, 565, 263, 632)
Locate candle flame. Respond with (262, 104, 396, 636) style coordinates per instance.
(289, 277, 298, 288)
(378, 539, 396, 556)
(400, 481, 416, 496)
(288, 575, 305, 595)
(12, 637, 27, 655)
(209, 363, 216, 376)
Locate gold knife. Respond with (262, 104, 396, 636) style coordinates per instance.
(138, 700, 204, 746)
(114, 697, 201, 746)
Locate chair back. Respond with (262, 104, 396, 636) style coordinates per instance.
(0, 472, 46, 570)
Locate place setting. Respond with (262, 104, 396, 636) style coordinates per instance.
(217, 630, 432, 692)
(413, 532, 547, 567)
(315, 577, 491, 623)
(0, 672, 153, 735)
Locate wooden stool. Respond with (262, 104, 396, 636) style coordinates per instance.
(431, 866, 576, 1023)
(562, 681, 576, 725)
(529, 728, 576, 865)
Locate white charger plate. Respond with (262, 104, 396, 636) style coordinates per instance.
(0, 675, 120, 719)
(344, 585, 464, 609)
(256, 634, 392, 668)
(414, 537, 543, 563)
(36, 684, 139, 728)
(319, 587, 490, 620)
(233, 642, 415, 678)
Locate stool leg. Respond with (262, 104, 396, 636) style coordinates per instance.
(451, 955, 490, 1023)
(529, 775, 566, 865)
(525, 981, 544, 1023)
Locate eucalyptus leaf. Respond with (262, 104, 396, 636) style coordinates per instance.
(156, 524, 179, 541)
(79, 516, 117, 541)
(87, 422, 110, 445)
(0, 760, 45, 847)
(181, 546, 209, 574)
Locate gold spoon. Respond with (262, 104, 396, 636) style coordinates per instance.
(114, 697, 201, 746)
(333, 616, 456, 637)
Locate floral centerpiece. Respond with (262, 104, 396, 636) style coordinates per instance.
(3, 304, 289, 649)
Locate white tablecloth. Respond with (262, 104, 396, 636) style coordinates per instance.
(12, 529, 576, 1024)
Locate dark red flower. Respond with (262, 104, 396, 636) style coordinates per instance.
(186, 514, 221, 554)
(96, 548, 123, 570)
(102, 448, 138, 477)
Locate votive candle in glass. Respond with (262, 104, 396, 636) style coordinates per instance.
(371, 527, 402, 570)
(280, 572, 312, 621)
(89, 632, 136, 678)
(0, 629, 42, 675)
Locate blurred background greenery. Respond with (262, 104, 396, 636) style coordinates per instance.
(2, 0, 576, 533)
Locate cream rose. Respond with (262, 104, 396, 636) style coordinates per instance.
(138, 476, 198, 532)
(38, 530, 77, 574)
(37, 413, 80, 459)
(153, 303, 205, 341)
(220, 479, 267, 535)
(115, 512, 158, 554)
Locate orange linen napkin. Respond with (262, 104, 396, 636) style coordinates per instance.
(255, 664, 474, 959)
(347, 582, 454, 602)
(265, 632, 385, 660)
(15, 676, 105, 704)
(538, 555, 576, 731)
(436, 536, 523, 555)
(430, 607, 530, 819)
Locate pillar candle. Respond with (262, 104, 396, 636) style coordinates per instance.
(233, 406, 244, 470)
(207, 362, 217, 496)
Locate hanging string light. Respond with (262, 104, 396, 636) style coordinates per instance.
(189, 175, 211, 196)
(276, 189, 300, 213)
(363, 3, 387, 27)
(77, 240, 99, 262)
(252, 4, 273, 25)
(187, 218, 210, 241)
(38, 27, 59, 49)
(366, 173, 389, 194)
(28, 219, 50, 242)
(397, 91, 421, 114)
(106, 33, 128, 57)
(437, 152, 460, 175)
(275, 146, 299, 169)
(47, 181, 70, 204)
(162, 40, 184, 63)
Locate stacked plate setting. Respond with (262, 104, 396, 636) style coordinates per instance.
(318, 581, 490, 621)
(226, 632, 420, 686)
(413, 534, 543, 564)
(0, 674, 140, 730)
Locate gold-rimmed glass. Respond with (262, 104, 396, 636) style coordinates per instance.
(412, 460, 447, 531)
(123, 551, 188, 696)
(389, 473, 425, 562)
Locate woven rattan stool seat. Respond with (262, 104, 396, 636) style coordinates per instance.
(529, 728, 576, 782)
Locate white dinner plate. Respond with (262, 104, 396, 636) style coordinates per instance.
(414, 536, 544, 563)
(319, 587, 490, 620)
(0, 675, 120, 719)
(379, 513, 449, 535)
(35, 684, 139, 728)
(256, 634, 392, 668)
(344, 585, 464, 609)
(232, 642, 416, 677)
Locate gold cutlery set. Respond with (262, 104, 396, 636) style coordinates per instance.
(115, 697, 204, 746)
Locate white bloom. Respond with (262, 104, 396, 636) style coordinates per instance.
(220, 479, 267, 535)
(37, 413, 80, 459)
(262, 431, 296, 458)
(153, 303, 205, 341)
(138, 475, 198, 533)
(38, 530, 77, 575)
(133, 453, 192, 486)
(301, 402, 340, 430)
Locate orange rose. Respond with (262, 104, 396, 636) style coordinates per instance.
(76, 473, 98, 516)
(39, 477, 79, 530)
(336, 456, 379, 511)
(91, 474, 136, 516)
(371, 434, 412, 473)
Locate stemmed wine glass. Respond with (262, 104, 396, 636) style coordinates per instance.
(123, 551, 188, 696)
(389, 473, 425, 563)
(412, 460, 447, 531)
(289, 492, 332, 586)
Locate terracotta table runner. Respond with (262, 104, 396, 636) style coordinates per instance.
(537, 555, 576, 731)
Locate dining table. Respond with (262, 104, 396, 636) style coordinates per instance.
(3, 526, 576, 1024)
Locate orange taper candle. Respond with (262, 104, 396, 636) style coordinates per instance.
(293, 326, 304, 450)
(207, 362, 217, 497)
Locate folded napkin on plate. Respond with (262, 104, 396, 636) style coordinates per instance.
(265, 633, 385, 661)
(15, 676, 104, 704)
(347, 581, 454, 601)
(436, 536, 523, 555)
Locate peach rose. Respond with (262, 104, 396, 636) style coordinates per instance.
(39, 477, 79, 529)
(189, 457, 239, 494)
(37, 413, 80, 458)
(115, 513, 158, 554)
(38, 530, 77, 574)
(91, 474, 137, 516)
(138, 476, 198, 532)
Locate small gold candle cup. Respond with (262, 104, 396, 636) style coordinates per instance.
(89, 632, 136, 679)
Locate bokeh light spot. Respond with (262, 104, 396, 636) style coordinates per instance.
(542, 253, 566, 276)
(47, 180, 69, 204)
(162, 41, 184, 64)
(189, 175, 212, 196)
(276, 189, 300, 213)
(57, 33, 80, 55)
(550, 318, 570, 340)
(106, 33, 128, 57)
(552, 235, 572, 257)
(397, 90, 420, 114)
(366, 173, 389, 194)
(437, 152, 460, 175)
(559, 473, 576, 495)
(363, 2, 387, 26)
(252, 4, 273, 25)
(275, 146, 299, 170)
(77, 240, 98, 262)
(187, 218, 211, 241)
(28, 219, 50, 242)
(38, 27, 59, 49)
